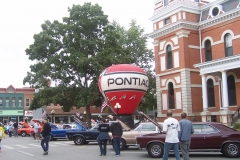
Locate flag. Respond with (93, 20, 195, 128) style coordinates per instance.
(42, 109, 46, 118)
(76, 110, 80, 117)
(101, 101, 108, 113)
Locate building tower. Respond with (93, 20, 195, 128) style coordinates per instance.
(149, 0, 240, 125)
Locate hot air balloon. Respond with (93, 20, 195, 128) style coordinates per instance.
(98, 64, 149, 128)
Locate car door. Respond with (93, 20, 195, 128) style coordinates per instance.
(202, 124, 222, 149)
(190, 124, 207, 149)
(130, 123, 158, 144)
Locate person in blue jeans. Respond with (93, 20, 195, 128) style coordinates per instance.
(41, 119, 51, 155)
(96, 119, 110, 156)
(162, 110, 181, 160)
(110, 116, 123, 156)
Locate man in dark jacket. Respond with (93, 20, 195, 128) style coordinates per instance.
(110, 116, 123, 156)
(13, 121, 18, 137)
(41, 118, 51, 155)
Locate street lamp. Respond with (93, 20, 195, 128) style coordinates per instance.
(114, 103, 121, 117)
(51, 110, 55, 124)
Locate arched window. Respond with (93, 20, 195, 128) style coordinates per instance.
(166, 45, 172, 69)
(224, 33, 233, 57)
(227, 75, 236, 105)
(168, 82, 175, 109)
(164, 0, 169, 6)
(207, 79, 215, 107)
(205, 40, 212, 61)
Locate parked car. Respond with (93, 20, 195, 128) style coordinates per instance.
(66, 123, 109, 145)
(136, 122, 240, 158)
(110, 122, 162, 150)
(50, 123, 85, 141)
(30, 120, 82, 140)
(17, 122, 34, 137)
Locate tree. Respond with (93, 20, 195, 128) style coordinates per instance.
(24, 3, 156, 127)
(112, 20, 156, 112)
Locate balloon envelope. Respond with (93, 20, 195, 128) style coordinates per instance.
(98, 64, 149, 115)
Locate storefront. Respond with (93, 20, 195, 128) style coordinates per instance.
(0, 110, 24, 124)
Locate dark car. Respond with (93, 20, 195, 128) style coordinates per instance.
(50, 123, 85, 141)
(66, 123, 108, 145)
(136, 122, 240, 158)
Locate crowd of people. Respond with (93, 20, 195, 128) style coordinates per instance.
(0, 112, 194, 159)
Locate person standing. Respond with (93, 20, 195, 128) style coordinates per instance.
(162, 110, 181, 160)
(41, 119, 51, 155)
(13, 121, 18, 137)
(96, 119, 110, 156)
(34, 122, 40, 142)
(109, 116, 123, 156)
(0, 123, 6, 153)
(8, 124, 13, 137)
(179, 113, 194, 160)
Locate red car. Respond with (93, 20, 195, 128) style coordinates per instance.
(14, 122, 34, 137)
(136, 122, 240, 158)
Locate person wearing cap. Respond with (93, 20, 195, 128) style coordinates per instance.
(0, 123, 6, 153)
(41, 119, 51, 155)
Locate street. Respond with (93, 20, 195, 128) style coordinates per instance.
(0, 136, 231, 160)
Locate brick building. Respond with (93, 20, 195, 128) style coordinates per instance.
(150, 0, 240, 125)
(0, 85, 35, 123)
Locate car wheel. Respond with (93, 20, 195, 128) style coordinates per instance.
(74, 136, 85, 145)
(223, 142, 240, 158)
(120, 138, 126, 150)
(147, 142, 164, 158)
(21, 131, 27, 137)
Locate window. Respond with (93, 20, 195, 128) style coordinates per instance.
(18, 98, 22, 107)
(166, 45, 173, 69)
(212, 7, 220, 16)
(193, 124, 204, 133)
(168, 82, 175, 109)
(141, 124, 156, 131)
(7, 88, 13, 93)
(193, 124, 218, 133)
(204, 125, 218, 133)
(164, 0, 169, 6)
(227, 75, 236, 105)
(26, 98, 30, 106)
(205, 40, 212, 61)
(12, 98, 16, 107)
(165, 18, 170, 25)
(6, 98, 9, 106)
(207, 79, 215, 107)
(0, 98, 2, 106)
(224, 33, 233, 57)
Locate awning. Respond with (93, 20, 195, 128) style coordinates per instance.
(0, 110, 24, 116)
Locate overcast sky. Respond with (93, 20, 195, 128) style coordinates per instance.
(0, 0, 154, 88)
(0, 0, 218, 88)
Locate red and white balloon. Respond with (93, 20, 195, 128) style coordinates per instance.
(98, 64, 149, 115)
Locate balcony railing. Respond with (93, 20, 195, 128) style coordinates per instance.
(231, 107, 240, 126)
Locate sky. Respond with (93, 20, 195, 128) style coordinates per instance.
(0, 0, 154, 88)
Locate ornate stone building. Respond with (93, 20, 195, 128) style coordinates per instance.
(150, 0, 240, 125)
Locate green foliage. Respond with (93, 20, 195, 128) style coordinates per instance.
(233, 123, 240, 130)
(24, 3, 156, 126)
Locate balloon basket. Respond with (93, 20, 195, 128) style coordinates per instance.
(118, 115, 134, 129)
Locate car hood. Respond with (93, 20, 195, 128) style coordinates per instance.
(19, 122, 32, 128)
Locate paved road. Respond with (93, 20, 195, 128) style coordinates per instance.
(0, 136, 231, 160)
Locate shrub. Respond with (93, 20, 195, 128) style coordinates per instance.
(233, 123, 240, 130)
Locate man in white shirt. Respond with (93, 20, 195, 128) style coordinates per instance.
(162, 110, 181, 160)
(33, 122, 40, 142)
